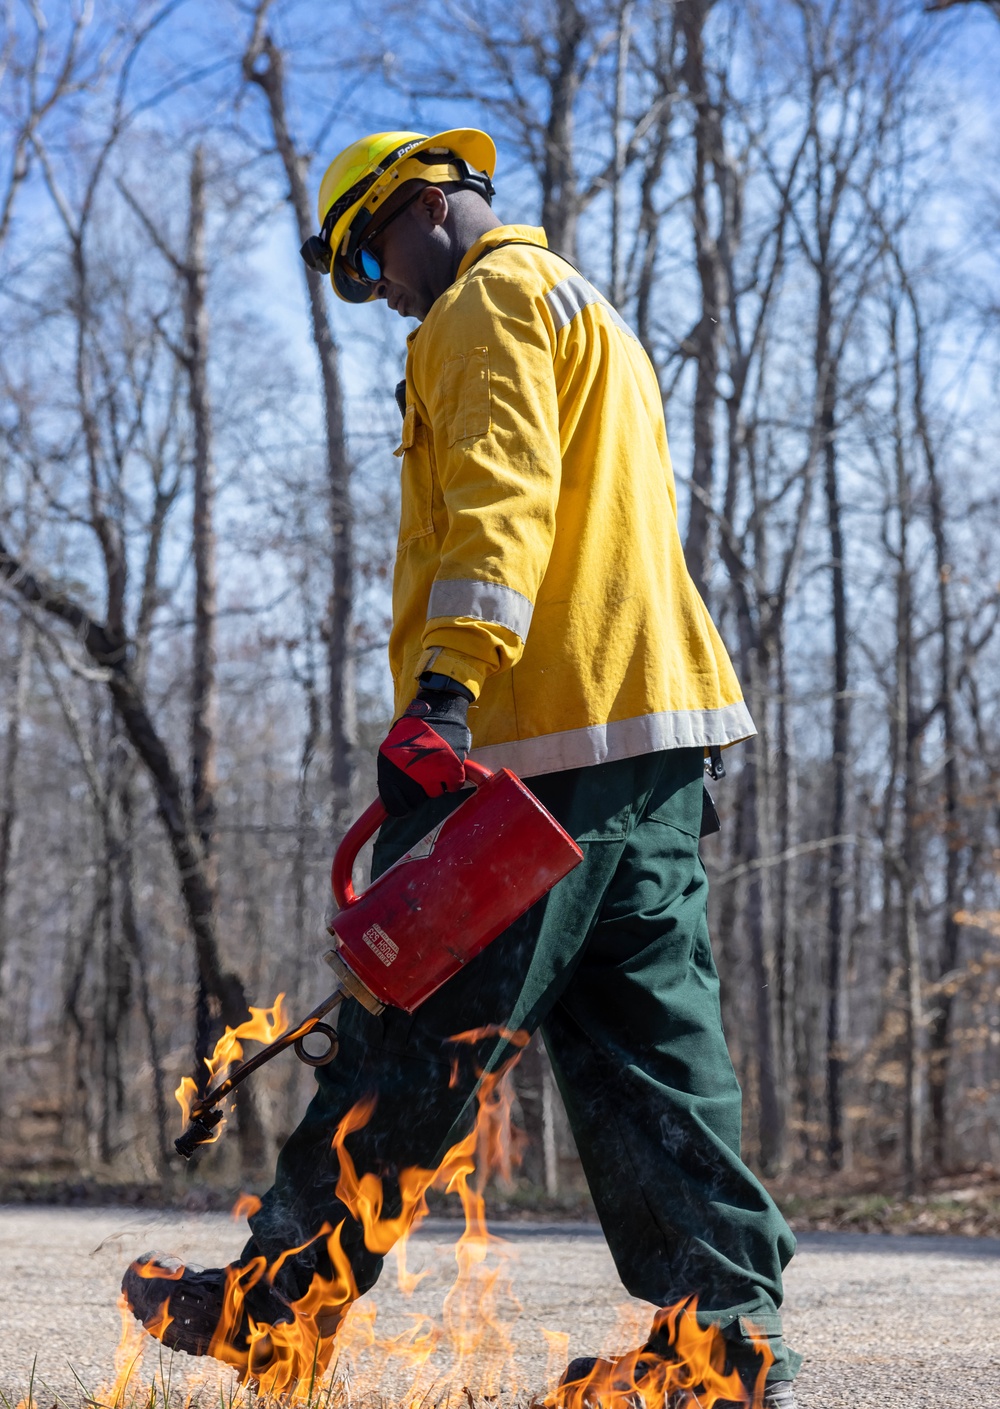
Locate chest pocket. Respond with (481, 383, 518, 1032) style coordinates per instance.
(393, 403, 434, 547)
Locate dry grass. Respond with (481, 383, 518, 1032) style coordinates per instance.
(0, 1351, 545, 1409)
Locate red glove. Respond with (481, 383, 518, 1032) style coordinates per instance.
(377, 680, 473, 816)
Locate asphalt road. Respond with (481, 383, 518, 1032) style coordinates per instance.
(0, 1207, 997, 1406)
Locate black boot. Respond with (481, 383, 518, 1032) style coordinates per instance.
(121, 1250, 293, 1363)
(555, 1351, 797, 1408)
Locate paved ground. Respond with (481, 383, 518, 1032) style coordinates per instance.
(0, 1207, 996, 1406)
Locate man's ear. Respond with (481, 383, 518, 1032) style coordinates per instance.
(420, 185, 449, 227)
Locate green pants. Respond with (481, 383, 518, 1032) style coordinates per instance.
(247, 749, 799, 1382)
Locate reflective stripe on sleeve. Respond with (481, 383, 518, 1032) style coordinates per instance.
(427, 578, 534, 640)
(544, 274, 639, 343)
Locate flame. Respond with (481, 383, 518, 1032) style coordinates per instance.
(450, 1024, 533, 1047)
(543, 1324, 573, 1390)
(133, 1257, 185, 1281)
(174, 994, 290, 1135)
(551, 1300, 774, 1408)
(92, 1295, 152, 1408)
(119, 1014, 773, 1408)
(198, 1224, 356, 1392)
(232, 1192, 263, 1221)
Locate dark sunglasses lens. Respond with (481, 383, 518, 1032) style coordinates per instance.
(357, 247, 382, 284)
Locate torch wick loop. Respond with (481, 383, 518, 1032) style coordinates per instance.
(188, 988, 345, 1123)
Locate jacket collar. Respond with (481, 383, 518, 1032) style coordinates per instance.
(456, 224, 548, 280)
(406, 226, 550, 349)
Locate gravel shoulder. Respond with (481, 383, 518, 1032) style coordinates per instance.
(0, 1208, 997, 1407)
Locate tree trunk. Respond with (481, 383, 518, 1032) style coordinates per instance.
(679, 0, 723, 603)
(243, 32, 356, 831)
(0, 540, 254, 1059)
(632, 10, 679, 373)
(774, 634, 798, 1130)
(281, 664, 323, 1125)
(907, 289, 961, 1172)
(895, 561, 924, 1192)
(179, 146, 264, 1168)
(818, 267, 849, 1172)
(609, 0, 634, 306)
(891, 309, 924, 1192)
(540, 0, 586, 258)
(119, 778, 172, 1173)
(0, 615, 33, 991)
(740, 674, 785, 1174)
(98, 733, 132, 1166)
(186, 145, 219, 886)
(542, 1056, 559, 1197)
(184, 147, 221, 1074)
(512, 1033, 548, 1191)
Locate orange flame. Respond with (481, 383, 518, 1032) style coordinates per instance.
(174, 994, 290, 1136)
(232, 1192, 263, 1221)
(133, 1257, 185, 1281)
(130, 1030, 529, 1400)
(93, 1294, 153, 1408)
(551, 1300, 774, 1408)
(198, 1224, 357, 1392)
(120, 1014, 773, 1408)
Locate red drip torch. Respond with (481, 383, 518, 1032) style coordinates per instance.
(175, 762, 583, 1158)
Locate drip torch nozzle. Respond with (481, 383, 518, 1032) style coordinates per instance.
(170, 987, 346, 1160)
(175, 1106, 224, 1159)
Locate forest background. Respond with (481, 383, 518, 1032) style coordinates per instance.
(2, 0, 999, 1224)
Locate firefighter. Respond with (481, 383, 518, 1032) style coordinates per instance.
(123, 129, 800, 1408)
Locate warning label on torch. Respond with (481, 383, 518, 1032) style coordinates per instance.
(362, 922, 399, 967)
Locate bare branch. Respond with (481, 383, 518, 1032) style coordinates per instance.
(0, 586, 113, 683)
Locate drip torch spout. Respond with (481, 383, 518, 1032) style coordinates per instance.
(175, 1107, 224, 1159)
(174, 988, 346, 1159)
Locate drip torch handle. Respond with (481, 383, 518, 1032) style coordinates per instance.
(331, 797, 386, 908)
(331, 758, 494, 909)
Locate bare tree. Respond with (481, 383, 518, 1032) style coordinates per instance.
(242, 3, 357, 831)
(0, 1, 100, 255)
(2, 112, 268, 1165)
(786, 0, 923, 1167)
(907, 287, 963, 1174)
(884, 296, 925, 1190)
(677, 0, 724, 603)
(0, 615, 33, 987)
(117, 148, 233, 1095)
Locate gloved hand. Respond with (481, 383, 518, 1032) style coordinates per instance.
(377, 674, 474, 816)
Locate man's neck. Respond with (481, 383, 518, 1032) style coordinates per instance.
(446, 201, 503, 283)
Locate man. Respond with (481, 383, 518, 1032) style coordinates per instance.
(123, 128, 800, 1407)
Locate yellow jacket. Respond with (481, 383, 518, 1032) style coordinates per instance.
(390, 225, 754, 777)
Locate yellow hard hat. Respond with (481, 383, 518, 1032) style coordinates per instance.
(301, 128, 497, 303)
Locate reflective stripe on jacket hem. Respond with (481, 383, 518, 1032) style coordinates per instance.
(427, 578, 533, 640)
(468, 701, 756, 779)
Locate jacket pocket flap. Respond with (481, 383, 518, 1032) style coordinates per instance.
(443, 347, 491, 446)
(393, 404, 418, 457)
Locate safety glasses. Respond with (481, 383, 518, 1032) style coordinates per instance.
(300, 188, 423, 285)
(349, 188, 424, 285)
